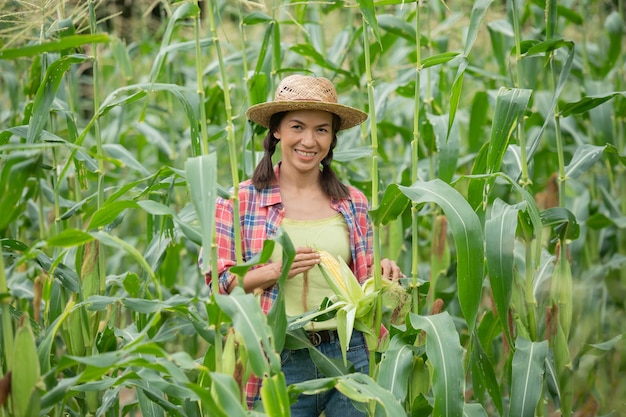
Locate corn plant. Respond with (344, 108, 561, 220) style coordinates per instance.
(0, 0, 625, 416)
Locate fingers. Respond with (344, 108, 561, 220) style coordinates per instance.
(287, 247, 320, 278)
(381, 258, 403, 280)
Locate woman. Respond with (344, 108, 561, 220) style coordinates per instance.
(207, 74, 402, 416)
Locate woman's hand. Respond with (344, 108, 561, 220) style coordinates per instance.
(379, 258, 403, 280)
(284, 246, 320, 279)
(230, 247, 320, 293)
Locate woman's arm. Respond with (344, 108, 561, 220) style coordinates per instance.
(226, 247, 320, 293)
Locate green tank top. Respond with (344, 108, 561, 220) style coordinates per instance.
(273, 213, 351, 331)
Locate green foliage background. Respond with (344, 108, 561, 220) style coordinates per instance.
(0, 0, 625, 416)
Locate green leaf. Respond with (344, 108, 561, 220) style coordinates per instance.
(242, 11, 273, 25)
(469, 91, 489, 152)
(446, 57, 468, 140)
(185, 154, 218, 272)
(90, 231, 156, 282)
(509, 337, 548, 417)
(28, 54, 90, 143)
(468, 87, 531, 209)
(408, 312, 465, 417)
(355, 0, 381, 45)
(103, 144, 150, 176)
(293, 373, 404, 416)
(487, 88, 532, 172)
(260, 372, 291, 417)
(97, 88, 148, 117)
(34, 252, 80, 293)
(214, 288, 278, 377)
(377, 336, 415, 403)
(526, 41, 575, 160)
(463, 403, 489, 417)
(564, 144, 606, 180)
(0, 152, 42, 231)
(540, 207, 580, 241)
(267, 229, 296, 353)
(430, 113, 459, 183)
(421, 52, 460, 69)
(89, 200, 140, 230)
(338, 373, 405, 416)
(600, 12, 624, 77)
(0, 34, 109, 60)
(378, 14, 417, 43)
(228, 239, 275, 278)
(485, 199, 520, 346)
(46, 228, 95, 247)
(577, 334, 622, 357)
(137, 200, 202, 245)
(464, 0, 494, 56)
(369, 184, 411, 227)
(285, 330, 353, 377)
(187, 373, 247, 417)
(470, 334, 503, 415)
(560, 92, 626, 117)
(399, 180, 484, 332)
(148, 2, 201, 83)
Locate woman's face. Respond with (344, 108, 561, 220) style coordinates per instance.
(273, 109, 335, 174)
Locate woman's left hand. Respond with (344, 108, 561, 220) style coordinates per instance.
(380, 258, 403, 280)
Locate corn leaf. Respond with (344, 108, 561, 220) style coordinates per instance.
(485, 199, 520, 346)
(399, 181, 484, 332)
(28, 54, 90, 143)
(470, 334, 503, 415)
(468, 87, 532, 210)
(408, 312, 465, 417)
(564, 144, 606, 180)
(214, 288, 279, 376)
(260, 372, 291, 417)
(509, 337, 548, 417)
(185, 154, 217, 272)
(376, 336, 415, 403)
(0, 34, 109, 60)
(292, 373, 405, 417)
(0, 152, 42, 231)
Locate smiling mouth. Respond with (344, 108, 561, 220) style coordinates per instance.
(295, 150, 316, 157)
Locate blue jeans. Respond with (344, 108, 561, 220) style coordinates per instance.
(280, 331, 369, 417)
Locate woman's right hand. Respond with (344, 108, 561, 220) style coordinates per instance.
(282, 246, 320, 279)
(229, 247, 320, 293)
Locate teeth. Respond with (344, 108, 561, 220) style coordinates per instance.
(296, 150, 315, 157)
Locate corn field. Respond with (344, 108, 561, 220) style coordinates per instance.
(0, 0, 625, 416)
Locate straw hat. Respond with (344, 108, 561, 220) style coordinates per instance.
(246, 75, 368, 131)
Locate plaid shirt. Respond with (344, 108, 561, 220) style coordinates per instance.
(203, 166, 374, 407)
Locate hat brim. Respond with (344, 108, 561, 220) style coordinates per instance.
(246, 101, 368, 131)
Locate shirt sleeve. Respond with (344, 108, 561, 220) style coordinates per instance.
(347, 187, 374, 282)
(202, 196, 237, 294)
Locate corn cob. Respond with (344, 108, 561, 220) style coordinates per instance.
(317, 251, 379, 365)
(11, 314, 41, 417)
(318, 250, 348, 294)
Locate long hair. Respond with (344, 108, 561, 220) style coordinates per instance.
(251, 111, 350, 199)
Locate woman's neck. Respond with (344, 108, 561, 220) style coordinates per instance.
(278, 163, 321, 191)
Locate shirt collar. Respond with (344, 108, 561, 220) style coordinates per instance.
(257, 163, 353, 208)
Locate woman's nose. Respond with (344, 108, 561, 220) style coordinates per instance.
(300, 129, 315, 145)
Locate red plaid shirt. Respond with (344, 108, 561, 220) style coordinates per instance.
(204, 165, 373, 407)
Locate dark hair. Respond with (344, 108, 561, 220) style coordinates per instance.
(251, 111, 350, 199)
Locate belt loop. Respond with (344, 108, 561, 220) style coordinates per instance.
(308, 332, 322, 346)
